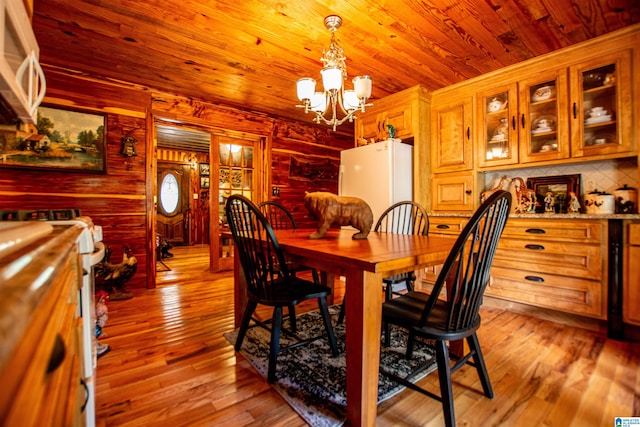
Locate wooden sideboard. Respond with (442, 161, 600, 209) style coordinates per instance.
(426, 213, 640, 340)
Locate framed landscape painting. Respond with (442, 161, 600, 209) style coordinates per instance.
(0, 106, 106, 173)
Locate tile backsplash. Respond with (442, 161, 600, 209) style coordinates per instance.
(483, 157, 639, 197)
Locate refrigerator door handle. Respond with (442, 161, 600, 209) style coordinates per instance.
(338, 164, 345, 195)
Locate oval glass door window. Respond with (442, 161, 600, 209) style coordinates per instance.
(160, 173, 180, 215)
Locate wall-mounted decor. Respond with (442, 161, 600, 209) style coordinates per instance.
(289, 155, 338, 182)
(121, 135, 137, 156)
(527, 174, 581, 213)
(199, 162, 210, 176)
(0, 106, 106, 173)
(200, 176, 210, 188)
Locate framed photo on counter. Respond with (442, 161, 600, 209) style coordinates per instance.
(527, 174, 580, 213)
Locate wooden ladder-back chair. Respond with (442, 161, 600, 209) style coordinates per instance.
(337, 200, 429, 324)
(380, 190, 512, 427)
(227, 195, 338, 383)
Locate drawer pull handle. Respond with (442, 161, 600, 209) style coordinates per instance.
(436, 224, 450, 229)
(525, 244, 545, 250)
(525, 275, 544, 283)
(46, 333, 66, 374)
(525, 228, 546, 234)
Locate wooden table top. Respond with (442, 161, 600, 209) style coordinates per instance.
(273, 228, 455, 276)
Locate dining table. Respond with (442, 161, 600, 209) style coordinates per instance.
(232, 227, 455, 427)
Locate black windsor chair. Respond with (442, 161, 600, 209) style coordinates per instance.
(337, 200, 429, 324)
(226, 195, 339, 383)
(380, 190, 512, 427)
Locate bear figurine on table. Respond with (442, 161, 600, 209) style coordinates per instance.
(303, 191, 373, 240)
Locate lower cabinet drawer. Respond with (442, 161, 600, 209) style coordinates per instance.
(494, 239, 603, 280)
(487, 266, 605, 318)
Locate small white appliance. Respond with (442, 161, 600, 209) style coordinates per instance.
(339, 139, 413, 223)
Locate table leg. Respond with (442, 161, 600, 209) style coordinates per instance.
(345, 270, 382, 427)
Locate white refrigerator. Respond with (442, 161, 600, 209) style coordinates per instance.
(339, 139, 413, 224)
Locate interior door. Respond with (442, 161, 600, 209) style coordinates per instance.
(157, 162, 191, 245)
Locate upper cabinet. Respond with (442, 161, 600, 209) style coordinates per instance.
(476, 69, 572, 168)
(354, 86, 428, 143)
(476, 83, 518, 167)
(431, 93, 474, 173)
(518, 70, 571, 163)
(0, 0, 46, 124)
(569, 49, 633, 158)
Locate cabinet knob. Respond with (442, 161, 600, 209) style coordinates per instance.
(465, 190, 472, 195)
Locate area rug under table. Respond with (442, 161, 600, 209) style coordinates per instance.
(223, 306, 437, 427)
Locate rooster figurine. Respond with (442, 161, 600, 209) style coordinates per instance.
(95, 245, 137, 300)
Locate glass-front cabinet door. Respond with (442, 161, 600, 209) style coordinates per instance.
(570, 50, 632, 158)
(518, 70, 570, 163)
(476, 83, 518, 167)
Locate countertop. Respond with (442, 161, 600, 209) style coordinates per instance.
(0, 223, 83, 371)
(429, 212, 640, 220)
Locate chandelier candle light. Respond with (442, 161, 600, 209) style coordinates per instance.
(296, 15, 372, 131)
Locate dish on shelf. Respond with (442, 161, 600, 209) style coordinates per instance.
(531, 127, 555, 135)
(531, 85, 555, 102)
(487, 94, 507, 112)
(585, 115, 612, 125)
(586, 133, 616, 146)
(531, 114, 556, 133)
(583, 72, 604, 89)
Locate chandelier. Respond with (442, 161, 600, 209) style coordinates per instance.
(295, 15, 372, 131)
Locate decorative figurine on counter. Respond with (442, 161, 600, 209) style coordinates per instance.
(568, 192, 581, 213)
(544, 192, 555, 213)
(304, 191, 373, 239)
(510, 177, 536, 213)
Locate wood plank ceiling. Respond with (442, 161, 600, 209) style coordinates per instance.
(33, 0, 640, 138)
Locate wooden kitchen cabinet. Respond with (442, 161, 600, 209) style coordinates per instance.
(486, 218, 607, 318)
(431, 172, 475, 211)
(0, 225, 85, 427)
(624, 221, 640, 326)
(431, 93, 474, 173)
(569, 49, 633, 158)
(354, 85, 428, 143)
(517, 70, 571, 163)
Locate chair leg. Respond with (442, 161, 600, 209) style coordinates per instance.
(267, 306, 284, 383)
(406, 331, 416, 359)
(435, 339, 456, 427)
(337, 297, 346, 325)
(383, 321, 391, 347)
(467, 333, 494, 398)
(288, 304, 297, 333)
(235, 300, 257, 351)
(318, 297, 339, 356)
(385, 282, 394, 301)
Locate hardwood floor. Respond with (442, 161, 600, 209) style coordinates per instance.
(96, 245, 639, 426)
